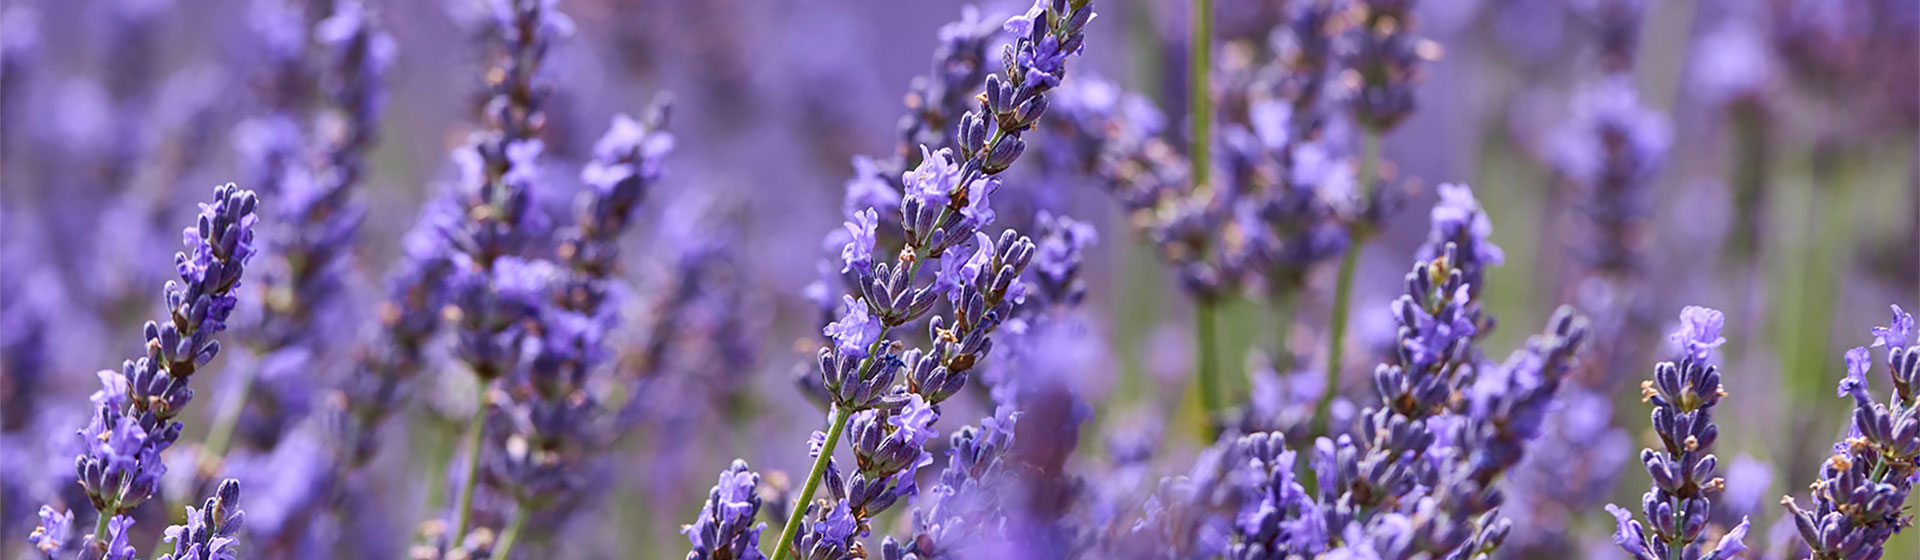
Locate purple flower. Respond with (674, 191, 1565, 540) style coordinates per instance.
(99, 515, 137, 560)
(843, 156, 901, 220)
(158, 479, 244, 560)
(28, 506, 71, 554)
(903, 146, 962, 210)
(841, 208, 878, 275)
(1871, 304, 1915, 349)
(1415, 183, 1504, 299)
(1607, 307, 1744, 560)
(1787, 302, 1920, 560)
(824, 295, 881, 359)
(1670, 305, 1728, 360)
(684, 460, 766, 560)
(1604, 504, 1647, 558)
(1840, 346, 1871, 398)
(66, 185, 258, 519)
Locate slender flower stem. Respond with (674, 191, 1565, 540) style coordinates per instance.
(1186, 0, 1218, 441)
(767, 405, 855, 560)
(93, 510, 111, 543)
(197, 364, 257, 473)
(1273, 289, 1297, 373)
(450, 383, 489, 543)
(494, 504, 531, 560)
(1311, 130, 1380, 438)
(1189, 0, 1211, 195)
(1196, 302, 1223, 437)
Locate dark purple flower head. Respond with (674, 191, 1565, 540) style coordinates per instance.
(1229, 432, 1329, 558)
(684, 460, 767, 560)
(1347, 0, 1431, 132)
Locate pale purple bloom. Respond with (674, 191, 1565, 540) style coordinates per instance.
(1871, 304, 1914, 348)
(824, 295, 881, 359)
(1840, 346, 1872, 397)
(903, 146, 962, 209)
(841, 208, 878, 275)
(27, 506, 70, 554)
(1670, 305, 1728, 360)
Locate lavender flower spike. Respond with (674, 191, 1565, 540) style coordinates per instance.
(685, 460, 768, 560)
(66, 184, 257, 524)
(1606, 306, 1748, 560)
(158, 478, 245, 560)
(1785, 304, 1920, 560)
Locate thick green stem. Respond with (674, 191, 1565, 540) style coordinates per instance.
(449, 383, 488, 544)
(767, 406, 855, 560)
(1312, 131, 1380, 438)
(1195, 302, 1223, 437)
(494, 504, 531, 560)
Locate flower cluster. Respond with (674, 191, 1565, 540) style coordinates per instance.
(684, 460, 768, 560)
(74, 185, 258, 519)
(29, 184, 257, 560)
(1606, 306, 1749, 560)
(1784, 305, 1920, 560)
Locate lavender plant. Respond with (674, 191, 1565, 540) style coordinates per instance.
(1605, 306, 1750, 560)
(437, 0, 574, 545)
(29, 184, 258, 558)
(746, 2, 1094, 559)
(1783, 305, 1920, 560)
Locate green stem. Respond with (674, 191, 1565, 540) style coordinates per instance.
(1189, 0, 1212, 195)
(767, 406, 855, 560)
(93, 509, 112, 543)
(1195, 302, 1223, 437)
(1272, 290, 1298, 373)
(198, 363, 257, 474)
(494, 504, 532, 560)
(1311, 131, 1380, 438)
(449, 382, 489, 544)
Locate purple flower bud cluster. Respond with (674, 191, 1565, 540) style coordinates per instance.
(8, 1, 1915, 558)
(156, 479, 244, 560)
(72, 185, 258, 518)
(238, 0, 398, 450)
(879, 409, 1020, 560)
(1784, 305, 1920, 560)
(481, 96, 675, 512)
(1605, 306, 1750, 560)
(685, 460, 768, 560)
(1347, 0, 1432, 133)
(29, 185, 257, 560)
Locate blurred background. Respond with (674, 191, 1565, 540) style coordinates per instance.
(1, 0, 1915, 558)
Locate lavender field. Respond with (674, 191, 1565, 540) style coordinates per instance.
(0, 0, 1916, 559)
